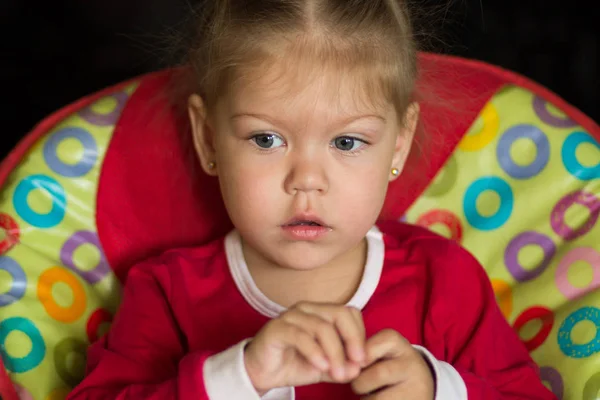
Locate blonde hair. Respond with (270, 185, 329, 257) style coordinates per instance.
(184, 0, 419, 123)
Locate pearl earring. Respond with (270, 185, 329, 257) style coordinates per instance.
(391, 167, 399, 176)
(208, 162, 216, 170)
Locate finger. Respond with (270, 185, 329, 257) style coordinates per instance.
(351, 358, 408, 396)
(336, 307, 366, 364)
(288, 325, 331, 372)
(295, 303, 366, 365)
(283, 310, 348, 381)
(364, 329, 410, 366)
(267, 320, 331, 372)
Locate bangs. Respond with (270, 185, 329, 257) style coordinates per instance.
(210, 31, 415, 124)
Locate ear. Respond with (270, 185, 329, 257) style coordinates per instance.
(389, 102, 420, 181)
(188, 94, 218, 176)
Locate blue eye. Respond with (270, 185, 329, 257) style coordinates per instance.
(333, 136, 366, 151)
(252, 133, 285, 149)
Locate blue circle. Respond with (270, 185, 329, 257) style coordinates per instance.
(43, 127, 97, 177)
(0, 257, 26, 307)
(0, 317, 46, 373)
(562, 131, 600, 181)
(12, 174, 66, 228)
(463, 176, 514, 231)
(497, 124, 550, 179)
(557, 306, 600, 358)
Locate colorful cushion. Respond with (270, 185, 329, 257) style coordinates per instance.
(406, 86, 600, 399)
(0, 82, 139, 400)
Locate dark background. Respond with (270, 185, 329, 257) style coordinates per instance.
(1, 0, 598, 158)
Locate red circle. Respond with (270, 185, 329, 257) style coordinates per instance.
(512, 306, 554, 352)
(86, 308, 113, 343)
(416, 209, 463, 242)
(0, 213, 20, 254)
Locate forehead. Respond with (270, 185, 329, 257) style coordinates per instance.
(222, 57, 394, 120)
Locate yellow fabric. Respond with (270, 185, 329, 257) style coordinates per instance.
(407, 85, 600, 400)
(0, 83, 137, 399)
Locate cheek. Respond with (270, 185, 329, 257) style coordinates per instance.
(337, 162, 390, 218)
(218, 160, 281, 222)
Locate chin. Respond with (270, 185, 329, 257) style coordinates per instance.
(271, 247, 337, 271)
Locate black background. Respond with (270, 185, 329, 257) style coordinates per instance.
(1, 0, 598, 158)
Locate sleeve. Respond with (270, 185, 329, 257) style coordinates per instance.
(67, 264, 292, 400)
(421, 239, 557, 400)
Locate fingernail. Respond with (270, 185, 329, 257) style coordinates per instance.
(334, 367, 346, 380)
(317, 358, 329, 370)
(351, 345, 364, 361)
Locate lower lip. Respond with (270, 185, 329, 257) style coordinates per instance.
(281, 225, 331, 240)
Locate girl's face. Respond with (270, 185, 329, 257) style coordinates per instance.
(189, 63, 418, 271)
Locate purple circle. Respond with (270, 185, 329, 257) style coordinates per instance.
(551, 191, 600, 241)
(79, 91, 128, 126)
(60, 231, 110, 284)
(540, 366, 564, 399)
(533, 96, 578, 128)
(505, 231, 556, 282)
(496, 124, 550, 179)
(43, 127, 97, 177)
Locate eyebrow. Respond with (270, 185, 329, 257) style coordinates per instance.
(230, 112, 386, 128)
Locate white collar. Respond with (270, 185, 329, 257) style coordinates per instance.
(224, 227, 385, 318)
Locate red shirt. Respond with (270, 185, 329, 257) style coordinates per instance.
(68, 222, 555, 399)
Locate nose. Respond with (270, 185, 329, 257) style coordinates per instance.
(284, 154, 329, 195)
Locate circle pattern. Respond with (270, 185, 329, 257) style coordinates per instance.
(558, 307, 600, 358)
(0, 212, 20, 253)
(14, 384, 34, 400)
(43, 127, 98, 178)
(539, 366, 564, 399)
(458, 103, 500, 151)
(491, 279, 513, 319)
(415, 209, 463, 242)
(79, 91, 128, 126)
(562, 131, 600, 181)
(550, 191, 599, 241)
(555, 247, 600, 300)
(0, 256, 27, 307)
(0, 88, 132, 395)
(37, 266, 87, 323)
(426, 157, 458, 197)
(60, 230, 110, 284)
(54, 337, 87, 387)
(463, 176, 514, 231)
(513, 306, 554, 352)
(12, 174, 67, 228)
(583, 372, 600, 400)
(504, 231, 556, 282)
(497, 124, 550, 179)
(86, 308, 113, 343)
(0, 317, 46, 373)
(533, 95, 578, 128)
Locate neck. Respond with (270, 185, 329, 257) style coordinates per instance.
(243, 239, 368, 308)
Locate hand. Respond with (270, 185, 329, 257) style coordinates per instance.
(351, 329, 435, 400)
(244, 302, 367, 394)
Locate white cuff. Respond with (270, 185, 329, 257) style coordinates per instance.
(413, 345, 467, 400)
(203, 339, 294, 400)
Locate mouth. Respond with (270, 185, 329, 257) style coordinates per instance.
(282, 216, 329, 228)
(280, 215, 332, 240)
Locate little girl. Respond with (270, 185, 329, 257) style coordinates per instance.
(69, 1, 556, 399)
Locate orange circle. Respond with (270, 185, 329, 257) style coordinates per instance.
(491, 279, 513, 319)
(37, 266, 86, 323)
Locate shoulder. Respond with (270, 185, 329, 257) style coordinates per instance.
(377, 221, 491, 293)
(124, 235, 228, 292)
